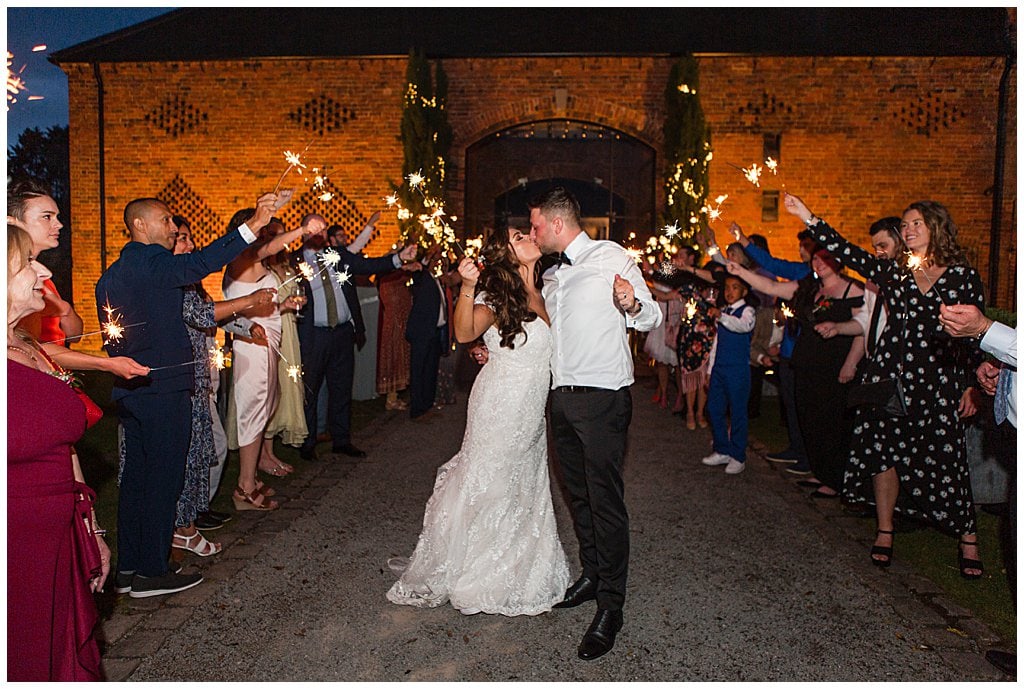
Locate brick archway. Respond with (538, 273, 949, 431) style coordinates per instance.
(462, 119, 656, 242)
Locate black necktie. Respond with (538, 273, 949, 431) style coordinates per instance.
(556, 252, 572, 266)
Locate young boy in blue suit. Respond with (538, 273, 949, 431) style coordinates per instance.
(702, 275, 756, 475)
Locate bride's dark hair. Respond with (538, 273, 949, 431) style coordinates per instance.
(476, 227, 537, 350)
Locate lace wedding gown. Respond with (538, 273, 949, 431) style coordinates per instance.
(387, 311, 570, 616)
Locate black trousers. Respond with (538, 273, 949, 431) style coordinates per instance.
(299, 322, 355, 450)
(408, 327, 444, 418)
(117, 391, 192, 576)
(550, 386, 632, 611)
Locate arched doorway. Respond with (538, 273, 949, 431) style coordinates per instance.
(464, 120, 656, 242)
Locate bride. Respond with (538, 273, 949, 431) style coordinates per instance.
(386, 228, 569, 616)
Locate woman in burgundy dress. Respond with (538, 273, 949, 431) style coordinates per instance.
(7, 225, 118, 680)
(376, 268, 413, 410)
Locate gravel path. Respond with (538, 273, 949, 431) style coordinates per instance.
(100, 382, 1010, 681)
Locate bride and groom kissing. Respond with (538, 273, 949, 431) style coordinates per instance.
(386, 187, 662, 661)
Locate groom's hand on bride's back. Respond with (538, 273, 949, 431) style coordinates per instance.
(469, 342, 489, 365)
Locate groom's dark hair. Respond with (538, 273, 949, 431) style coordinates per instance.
(528, 186, 581, 226)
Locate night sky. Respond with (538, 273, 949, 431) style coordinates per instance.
(6, 7, 175, 149)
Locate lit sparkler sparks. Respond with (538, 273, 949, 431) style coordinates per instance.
(624, 247, 644, 264)
(287, 365, 302, 383)
(780, 304, 795, 319)
(742, 163, 763, 188)
(765, 157, 779, 175)
(272, 140, 315, 193)
(906, 252, 925, 272)
(209, 346, 229, 371)
(685, 299, 699, 321)
(7, 52, 27, 108)
(101, 301, 125, 344)
(661, 221, 682, 239)
(297, 261, 315, 281)
(406, 170, 425, 189)
(319, 247, 341, 269)
(335, 269, 351, 286)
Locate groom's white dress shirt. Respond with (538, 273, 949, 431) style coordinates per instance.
(543, 232, 662, 390)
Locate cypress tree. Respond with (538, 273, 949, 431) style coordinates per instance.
(397, 49, 453, 245)
(663, 55, 712, 245)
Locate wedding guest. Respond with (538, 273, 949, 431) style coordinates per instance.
(97, 193, 275, 597)
(223, 211, 310, 509)
(263, 218, 309, 450)
(376, 269, 414, 411)
(643, 252, 684, 411)
(785, 193, 984, 577)
(732, 227, 816, 472)
(294, 213, 417, 460)
(939, 302, 1016, 674)
(7, 178, 83, 345)
(729, 248, 865, 496)
(700, 275, 756, 475)
(529, 186, 662, 660)
(407, 245, 449, 420)
(8, 225, 107, 680)
(169, 221, 275, 552)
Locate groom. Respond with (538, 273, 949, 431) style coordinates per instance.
(529, 187, 662, 660)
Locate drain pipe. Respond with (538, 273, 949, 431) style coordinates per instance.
(987, 18, 1015, 305)
(93, 62, 107, 269)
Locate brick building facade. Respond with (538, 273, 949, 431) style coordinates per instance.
(53, 10, 1016, 337)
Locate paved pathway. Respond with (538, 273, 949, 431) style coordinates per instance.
(97, 382, 1012, 681)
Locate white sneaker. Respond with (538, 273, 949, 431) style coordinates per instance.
(701, 452, 731, 466)
(725, 459, 746, 474)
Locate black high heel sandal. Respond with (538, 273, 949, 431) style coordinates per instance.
(870, 529, 895, 568)
(958, 539, 984, 580)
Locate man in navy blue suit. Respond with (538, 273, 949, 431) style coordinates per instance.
(294, 213, 417, 461)
(405, 245, 450, 420)
(97, 193, 276, 598)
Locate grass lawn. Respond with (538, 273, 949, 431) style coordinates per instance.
(749, 386, 1016, 643)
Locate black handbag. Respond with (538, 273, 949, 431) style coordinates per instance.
(847, 377, 907, 417)
(847, 293, 908, 418)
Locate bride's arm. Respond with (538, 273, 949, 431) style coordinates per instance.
(454, 258, 495, 343)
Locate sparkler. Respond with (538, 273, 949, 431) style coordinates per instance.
(7, 51, 27, 108)
(685, 299, 699, 321)
(334, 268, 352, 286)
(272, 140, 315, 194)
(904, 252, 947, 303)
(318, 247, 341, 270)
(286, 365, 302, 383)
(780, 304, 795, 319)
(661, 221, 682, 240)
(209, 346, 229, 371)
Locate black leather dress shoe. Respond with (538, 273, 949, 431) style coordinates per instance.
(578, 609, 623, 661)
(333, 443, 367, 458)
(195, 513, 224, 531)
(206, 509, 232, 523)
(553, 576, 596, 609)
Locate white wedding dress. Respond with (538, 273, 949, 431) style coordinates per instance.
(387, 306, 570, 616)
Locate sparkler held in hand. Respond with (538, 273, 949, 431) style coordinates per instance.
(272, 139, 316, 194)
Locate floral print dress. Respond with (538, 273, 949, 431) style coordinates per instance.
(808, 220, 984, 535)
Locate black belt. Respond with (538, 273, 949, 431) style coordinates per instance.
(554, 385, 605, 393)
(314, 321, 354, 331)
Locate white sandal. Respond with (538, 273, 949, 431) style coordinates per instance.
(172, 531, 222, 557)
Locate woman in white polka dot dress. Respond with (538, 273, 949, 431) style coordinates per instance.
(783, 193, 985, 579)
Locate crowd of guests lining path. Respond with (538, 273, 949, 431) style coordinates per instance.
(6, 175, 1016, 679)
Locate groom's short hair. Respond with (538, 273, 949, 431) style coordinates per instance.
(529, 186, 581, 227)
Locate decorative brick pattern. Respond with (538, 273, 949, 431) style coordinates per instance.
(157, 175, 223, 246)
(144, 94, 209, 138)
(893, 89, 961, 137)
(288, 94, 357, 136)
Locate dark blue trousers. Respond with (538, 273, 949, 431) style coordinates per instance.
(550, 386, 632, 611)
(408, 326, 444, 418)
(707, 364, 751, 462)
(117, 391, 191, 576)
(299, 322, 355, 450)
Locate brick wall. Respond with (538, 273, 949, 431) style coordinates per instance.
(61, 54, 1015, 343)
